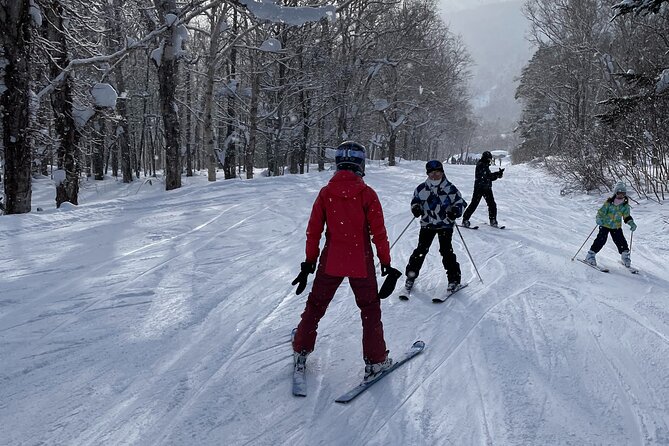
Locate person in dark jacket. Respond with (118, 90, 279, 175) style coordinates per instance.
(291, 141, 397, 382)
(403, 160, 467, 294)
(462, 151, 504, 227)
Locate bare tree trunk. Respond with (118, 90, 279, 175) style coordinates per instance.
(1, 0, 33, 214)
(202, 10, 226, 182)
(223, 11, 238, 179)
(318, 116, 325, 171)
(153, 0, 181, 190)
(388, 131, 397, 166)
(297, 88, 310, 174)
(115, 67, 131, 182)
(185, 65, 193, 176)
(46, 0, 80, 207)
(295, 46, 310, 175)
(158, 58, 181, 190)
(246, 66, 260, 179)
(138, 60, 150, 178)
(92, 113, 105, 180)
(105, 0, 132, 183)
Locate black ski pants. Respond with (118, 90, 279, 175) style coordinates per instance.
(463, 187, 496, 221)
(405, 227, 461, 284)
(590, 226, 629, 254)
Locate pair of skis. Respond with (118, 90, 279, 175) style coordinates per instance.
(578, 258, 639, 275)
(399, 283, 469, 303)
(291, 329, 425, 403)
(461, 223, 506, 230)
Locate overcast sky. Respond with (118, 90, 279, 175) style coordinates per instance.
(437, 0, 519, 14)
(435, 0, 532, 132)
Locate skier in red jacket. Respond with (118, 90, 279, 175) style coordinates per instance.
(291, 141, 396, 381)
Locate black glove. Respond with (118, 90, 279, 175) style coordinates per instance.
(446, 209, 458, 223)
(292, 262, 316, 295)
(378, 265, 402, 299)
(411, 204, 423, 218)
(498, 168, 505, 178)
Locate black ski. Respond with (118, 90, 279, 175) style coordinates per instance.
(398, 288, 412, 301)
(334, 340, 425, 403)
(432, 283, 469, 303)
(291, 328, 307, 397)
(460, 225, 480, 230)
(578, 259, 610, 273)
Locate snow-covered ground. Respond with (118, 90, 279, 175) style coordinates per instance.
(2, 161, 668, 445)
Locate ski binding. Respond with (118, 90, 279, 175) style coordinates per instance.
(291, 328, 307, 397)
(334, 340, 425, 403)
(432, 283, 469, 303)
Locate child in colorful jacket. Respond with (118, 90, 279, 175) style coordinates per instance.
(584, 182, 637, 267)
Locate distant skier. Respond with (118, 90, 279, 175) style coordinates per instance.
(584, 182, 637, 267)
(461, 151, 504, 228)
(291, 141, 397, 382)
(403, 160, 467, 294)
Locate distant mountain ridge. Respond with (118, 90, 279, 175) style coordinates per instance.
(442, 1, 533, 131)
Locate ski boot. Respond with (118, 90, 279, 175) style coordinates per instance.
(293, 350, 309, 372)
(584, 250, 597, 266)
(490, 218, 499, 228)
(621, 250, 631, 268)
(364, 352, 393, 382)
(462, 219, 471, 228)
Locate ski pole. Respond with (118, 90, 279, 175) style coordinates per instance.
(571, 225, 598, 261)
(389, 216, 417, 251)
(454, 223, 483, 283)
(629, 231, 633, 253)
(376, 216, 416, 269)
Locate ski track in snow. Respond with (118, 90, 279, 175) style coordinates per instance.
(1, 163, 669, 445)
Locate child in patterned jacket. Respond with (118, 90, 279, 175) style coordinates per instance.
(403, 160, 467, 293)
(584, 182, 637, 267)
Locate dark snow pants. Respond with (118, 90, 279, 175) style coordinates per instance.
(462, 187, 497, 221)
(590, 226, 629, 254)
(293, 255, 387, 363)
(405, 227, 461, 284)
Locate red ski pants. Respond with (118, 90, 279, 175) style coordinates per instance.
(292, 259, 387, 363)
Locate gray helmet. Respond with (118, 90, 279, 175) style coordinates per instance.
(613, 181, 627, 194)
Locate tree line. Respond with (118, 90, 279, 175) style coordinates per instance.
(515, 0, 669, 201)
(0, 0, 474, 214)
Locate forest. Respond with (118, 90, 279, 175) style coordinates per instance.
(1, 0, 474, 214)
(516, 0, 669, 201)
(1, 0, 667, 215)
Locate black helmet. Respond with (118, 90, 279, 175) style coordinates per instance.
(482, 151, 493, 160)
(425, 160, 444, 174)
(335, 141, 366, 176)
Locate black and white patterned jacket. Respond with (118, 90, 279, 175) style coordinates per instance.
(410, 177, 467, 229)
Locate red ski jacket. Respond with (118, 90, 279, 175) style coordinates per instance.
(305, 170, 391, 278)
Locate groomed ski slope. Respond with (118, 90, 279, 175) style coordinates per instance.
(1, 161, 668, 445)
